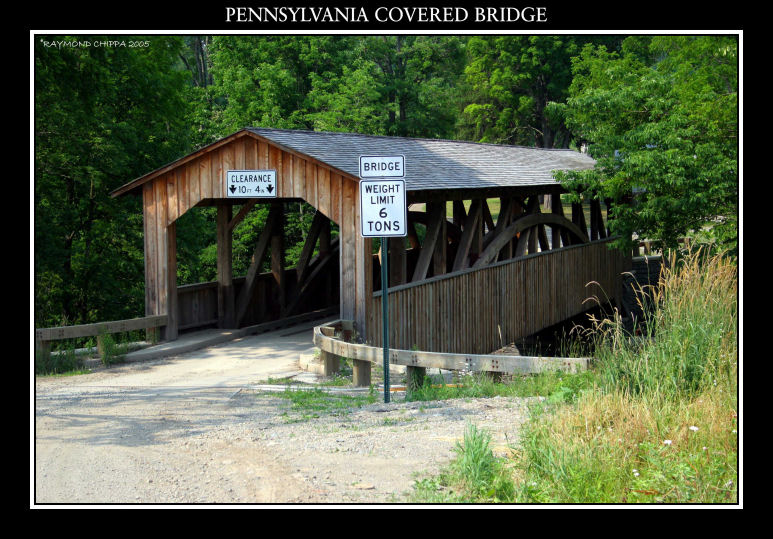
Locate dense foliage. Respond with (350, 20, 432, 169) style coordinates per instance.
(34, 36, 191, 327)
(555, 36, 738, 252)
(34, 35, 739, 327)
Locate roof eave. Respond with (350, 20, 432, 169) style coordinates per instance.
(109, 129, 254, 198)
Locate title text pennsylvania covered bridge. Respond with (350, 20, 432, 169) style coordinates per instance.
(111, 128, 630, 356)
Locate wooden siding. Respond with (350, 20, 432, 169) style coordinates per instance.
(370, 239, 630, 354)
(141, 132, 365, 338)
(148, 133, 359, 228)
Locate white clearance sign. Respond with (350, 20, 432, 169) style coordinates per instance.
(359, 155, 407, 238)
(226, 170, 277, 198)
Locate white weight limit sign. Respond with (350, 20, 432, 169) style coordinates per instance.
(359, 179, 407, 237)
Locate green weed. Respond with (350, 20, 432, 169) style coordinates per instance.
(35, 342, 85, 375)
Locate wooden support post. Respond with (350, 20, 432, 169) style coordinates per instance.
(542, 193, 552, 212)
(452, 200, 466, 227)
(270, 201, 286, 318)
(515, 228, 530, 257)
(318, 217, 333, 306)
(145, 326, 159, 344)
(429, 201, 447, 277)
(412, 203, 444, 282)
(528, 225, 538, 255)
(406, 220, 420, 250)
(525, 195, 539, 255)
(572, 201, 588, 239)
(486, 371, 503, 383)
(481, 199, 495, 234)
(164, 221, 178, 340)
(36, 339, 51, 364)
(319, 326, 340, 376)
(345, 320, 370, 387)
(471, 199, 484, 260)
(537, 225, 550, 252)
(406, 365, 426, 392)
(551, 194, 566, 249)
(452, 199, 482, 271)
(389, 237, 407, 286)
(508, 198, 523, 258)
(216, 204, 235, 329)
(295, 210, 327, 286)
(322, 352, 340, 377)
(235, 204, 280, 327)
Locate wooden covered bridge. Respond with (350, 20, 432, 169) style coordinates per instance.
(111, 128, 630, 377)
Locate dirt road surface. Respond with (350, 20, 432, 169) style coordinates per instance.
(34, 322, 536, 505)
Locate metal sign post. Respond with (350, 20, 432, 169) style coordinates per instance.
(358, 156, 406, 403)
(380, 237, 390, 402)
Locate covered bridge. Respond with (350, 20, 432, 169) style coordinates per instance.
(111, 128, 630, 363)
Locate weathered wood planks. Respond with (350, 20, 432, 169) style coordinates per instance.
(314, 323, 591, 375)
(369, 238, 627, 355)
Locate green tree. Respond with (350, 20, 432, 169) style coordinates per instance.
(362, 35, 466, 138)
(460, 35, 623, 147)
(556, 36, 738, 252)
(34, 36, 192, 326)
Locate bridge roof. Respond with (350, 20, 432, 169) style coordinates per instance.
(247, 127, 595, 191)
(111, 128, 595, 197)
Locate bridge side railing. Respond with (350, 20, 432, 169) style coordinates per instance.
(35, 315, 168, 360)
(370, 238, 629, 355)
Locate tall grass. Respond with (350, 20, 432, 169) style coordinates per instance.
(513, 249, 738, 503)
(411, 248, 739, 503)
(592, 249, 737, 400)
(411, 423, 516, 503)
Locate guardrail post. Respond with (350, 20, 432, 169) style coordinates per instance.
(318, 326, 340, 377)
(35, 339, 51, 364)
(485, 371, 503, 382)
(405, 366, 426, 391)
(345, 320, 370, 387)
(146, 326, 159, 344)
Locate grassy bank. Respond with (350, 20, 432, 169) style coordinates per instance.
(411, 249, 738, 503)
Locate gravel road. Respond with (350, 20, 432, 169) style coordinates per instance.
(34, 325, 538, 504)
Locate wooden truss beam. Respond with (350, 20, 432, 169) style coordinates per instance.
(452, 199, 482, 272)
(411, 203, 446, 282)
(473, 213, 590, 269)
(295, 210, 329, 287)
(234, 203, 282, 327)
(227, 199, 258, 232)
(285, 239, 340, 316)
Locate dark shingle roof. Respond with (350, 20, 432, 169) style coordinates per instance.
(248, 127, 595, 191)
